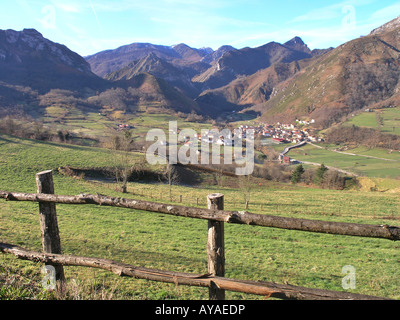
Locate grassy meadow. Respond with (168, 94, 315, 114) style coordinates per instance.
(0, 133, 400, 300)
(344, 107, 400, 136)
(41, 109, 212, 143)
(279, 142, 400, 179)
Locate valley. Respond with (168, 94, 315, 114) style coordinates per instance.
(1, 14, 400, 301)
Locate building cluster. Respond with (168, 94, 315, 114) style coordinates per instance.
(179, 119, 323, 148)
(237, 120, 323, 144)
(116, 123, 134, 130)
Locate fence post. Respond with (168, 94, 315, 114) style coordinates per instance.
(207, 193, 225, 300)
(36, 170, 66, 296)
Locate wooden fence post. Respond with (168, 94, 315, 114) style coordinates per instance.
(207, 193, 225, 300)
(36, 170, 66, 296)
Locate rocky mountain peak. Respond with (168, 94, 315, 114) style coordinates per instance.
(0, 28, 92, 74)
(370, 15, 400, 35)
(284, 36, 311, 54)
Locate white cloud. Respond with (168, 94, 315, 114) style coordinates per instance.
(370, 3, 400, 21)
(54, 3, 82, 13)
(292, 0, 376, 23)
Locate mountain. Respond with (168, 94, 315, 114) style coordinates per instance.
(192, 37, 327, 91)
(4, 17, 400, 126)
(283, 36, 311, 54)
(370, 15, 400, 35)
(0, 29, 200, 117)
(196, 59, 309, 110)
(0, 28, 105, 93)
(86, 42, 214, 78)
(247, 16, 400, 128)
(112, 72, 201, 114)
(200, 45, 236, 64)
(85, 36, 333, 117)
(106, 52, 200, 98)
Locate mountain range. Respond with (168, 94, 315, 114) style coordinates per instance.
(0, 15, 399, 128)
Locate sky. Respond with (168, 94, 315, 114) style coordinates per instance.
(0, 0, 399, 56)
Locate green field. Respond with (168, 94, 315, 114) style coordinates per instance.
(345, 107, 400, 136)
(1, 134, 400, 300)
(282, 143, 400, 179)
(41, 110, 212, 142)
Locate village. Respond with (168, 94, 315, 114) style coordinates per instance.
(237, 119, 324, 144)
(115, 118, 324, 167)
(196, 119, 324, 146)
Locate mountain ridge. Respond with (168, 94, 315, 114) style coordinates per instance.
(0, 28, 201, 117)
(1, 16, 400, 126)
(249, 17, 400, 127)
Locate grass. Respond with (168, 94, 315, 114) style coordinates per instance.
(345, 112, 380, 129)
(0, 134, 400, 300)
(284, 143, 400, 179)
(344, 107, 400, 136)
(42, 110, 212, 141)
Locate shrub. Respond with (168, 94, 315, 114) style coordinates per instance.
(291, 165, 305, 184)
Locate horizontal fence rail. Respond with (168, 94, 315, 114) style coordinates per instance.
(0, 243, 391, 300)
(1, 190, 400, 241)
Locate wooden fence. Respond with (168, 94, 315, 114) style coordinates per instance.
(0, 170, 398, 300)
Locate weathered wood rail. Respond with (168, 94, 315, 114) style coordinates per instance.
(2, 190, 399, 241)
(0, 170, 398, 300)
(0, 242, 388, 300)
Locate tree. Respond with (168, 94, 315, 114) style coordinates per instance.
(239, 174, 253, 210)
(109, 130, 135, 193)
(323, 170, 345, 190)
(163, 164, 179, 200)
(314, 164, 328, 185)
(291, 164, 305, 184)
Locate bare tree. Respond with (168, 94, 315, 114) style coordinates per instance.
(109, 130, 136, 193)
(238, 174, 253, 210)
(163, 164, 180, 201)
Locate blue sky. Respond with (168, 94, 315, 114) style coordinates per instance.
(1, 0, 399, 56)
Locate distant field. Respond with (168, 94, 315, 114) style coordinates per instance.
(344, 107, 400, 135)
(381, 107, 400, 135)
(345, 112, 379, 129)
(284, 143, 400, 179)
(1, 134, 399, 300)
(42, 110, 212, 141)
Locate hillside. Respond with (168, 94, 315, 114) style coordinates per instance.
(250, 16, 400, 127)
(1, 133, 400, 300)
(0, 29, 201, 118)
(0, 28, 106, 93)
(196, 59, 312, 109)
(106, 52, 200, 98)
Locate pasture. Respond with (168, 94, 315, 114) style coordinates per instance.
(0, 134, 399, 300)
